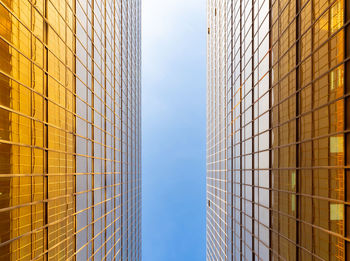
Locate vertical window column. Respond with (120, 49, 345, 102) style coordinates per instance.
(295, 0, 301, 259)
(239, 0, 243, 258)
(345, 0, 350, 257)
(268, 0, 272, 258)
(43, 0, 49, 258)
(229, 2, 234, 260)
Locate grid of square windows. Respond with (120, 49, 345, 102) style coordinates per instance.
(0, 0, 141, 259)
(207, 0, 349, 260)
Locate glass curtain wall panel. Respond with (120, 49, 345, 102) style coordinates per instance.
(207, 0, 349, 260)
(271, 0, 348, 259)
(0, 0, 141, 260)
(207, 0, 234, 259)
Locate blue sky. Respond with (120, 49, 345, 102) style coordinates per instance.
(142, 0, 206, 260)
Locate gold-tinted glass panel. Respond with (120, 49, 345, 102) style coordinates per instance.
(0, 0, 141, 259)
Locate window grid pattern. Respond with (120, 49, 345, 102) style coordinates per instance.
(207, 0, 230, 260)
(271, 0, 349, 260)
(207, 0, 349, 260)
(0, 0, 141, 260)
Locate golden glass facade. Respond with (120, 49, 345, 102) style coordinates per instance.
(0, 0, 141, 260)
(207, 0, 349, 260)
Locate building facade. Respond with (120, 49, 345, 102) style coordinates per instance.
(207, 0, 349, 260)
(0, 0, 141, 260)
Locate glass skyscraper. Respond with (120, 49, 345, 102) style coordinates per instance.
(0, 0, 141, 260)
(207, 0, 349, 260)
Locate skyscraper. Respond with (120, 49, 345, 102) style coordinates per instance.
(0, 0, 141, 259)
(207, 0, 349, 260)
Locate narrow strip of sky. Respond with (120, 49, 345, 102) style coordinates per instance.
(142, 0, 207, 260)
